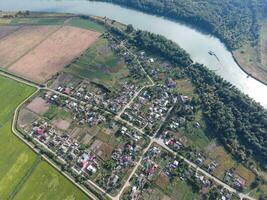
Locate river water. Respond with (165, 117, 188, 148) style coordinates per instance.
(1, 0, 266, 108)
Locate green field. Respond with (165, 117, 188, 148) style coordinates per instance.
(13, 161, 89, 200)
(154, 173, 200, 200)
(0, 75, 90, 200)
(67, 17, 106, 32)
(44, 104, 71, 120)
(10, 17, 67, 25)
(65, 38, 128, 87)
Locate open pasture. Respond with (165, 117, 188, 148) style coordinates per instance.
(9, 26, 101, 83)
(0, 25, 60, 67)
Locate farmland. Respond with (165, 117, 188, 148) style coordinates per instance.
(8, 26, 101, 83)
(0, 25, 60, 67)
(13, 161, 89, 200)
(67, 17, 107, 33)
(0, 75, 90, 200)
(64, 37, 129, 88)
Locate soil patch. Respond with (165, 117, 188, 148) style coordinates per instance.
(9, 26, 101, 83)
(52, 118, 71, 130)
(0, 25, 59, 67)
(26, 97, 49, 115)
(0, 26, 20, 40)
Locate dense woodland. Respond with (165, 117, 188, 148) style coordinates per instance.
(97, 0, 267, 49)
(110, 26, 267, 168)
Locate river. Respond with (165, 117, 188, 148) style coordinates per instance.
(1, 0, 267, 108)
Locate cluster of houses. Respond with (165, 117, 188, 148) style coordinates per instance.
(45, 92, 107, 127)
(98, 142, 139, 191)
(224, 169, 246, 190)
(111, 142, 138, 168)
(122, 85, 176, 134)
(127, 147, 161, 200)
(31, 120, 82, 164)
(160, 131, 185, 151)
(56, 77, 140, 115)
(73, 151, 98, 175)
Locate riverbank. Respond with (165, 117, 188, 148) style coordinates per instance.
(232, 19, 267, 86)
(232, 51, 267, 86)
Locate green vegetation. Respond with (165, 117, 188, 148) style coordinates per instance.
(67, 17, 106, 32)
(13, 161, 89, 200)
(65, 38, 128, 87)
(0, 120, 37, 199)
(44, 105, 71, 120)
(160, 177, 200, 200)
(10, 17, 67, 25)
(0, 75, 90, 199)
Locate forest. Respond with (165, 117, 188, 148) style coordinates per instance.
(110, 26, 267, 168)
(96, 0, 267, 49)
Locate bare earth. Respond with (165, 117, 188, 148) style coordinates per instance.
(26, 97, 49, 115)
(52, 118, 71, 130)
(9, 26, 101, 83)
(0, 26, 20, 40)
(0, 25, 59, 67)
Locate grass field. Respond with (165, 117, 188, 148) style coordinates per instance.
(205, 142, 255, 184)
(67, 17, 106, 33)
(10, 17, 67, 25)
(0, 75, 90, 200)
(13, 161, 89, 200)
(64, 38, 129, 88)
(154, 172, 200, 200)
(43, 105, 71, 120)
(233, 19, 267, 84)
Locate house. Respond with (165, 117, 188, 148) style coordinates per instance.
(165, 78, 176, 88)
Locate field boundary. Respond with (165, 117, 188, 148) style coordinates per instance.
(7, 156, 41, 200)
(6, 25, 63, 69)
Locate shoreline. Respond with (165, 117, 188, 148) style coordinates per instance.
(231, 52, 267, 86)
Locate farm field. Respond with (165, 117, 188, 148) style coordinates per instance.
(0, 25, 20, 39)
(9, 26, 101, 83)
(0, 75, 90, 199)
(0, 25, 60, 67)
(13, 161, 90, 200)
(67, 17, 107, 33)
(64, 37, 129, 88)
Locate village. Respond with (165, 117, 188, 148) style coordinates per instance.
(15, 28, 254, 200)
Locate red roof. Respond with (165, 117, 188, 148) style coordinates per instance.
(64, 88, 71, 94)
(36, 128, 44, 135)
